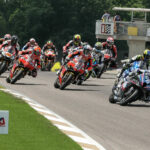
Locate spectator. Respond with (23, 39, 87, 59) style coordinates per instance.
(114, 14, 121, 21)
(114, 14, 121, 33)
(101, 11, 110, 22)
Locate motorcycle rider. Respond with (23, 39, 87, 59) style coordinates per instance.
(119, 49, 150, 78)
(66, 44, 93, 75)
(7, 46, 41, 82)
(0, 34, 11, 44)
(22, 38, 38, 50)
(57, 44, 92, 77)
(92, 42, 103, 63)
(19, 45, 41, 77)
(91, 42, 104, 77)
(0, 35, 19, 70)
(62, 34, 83, 63)
(0, 35, 19, 55)
(102, 37, 117, 68)
(4, 34, 12, 41)
(130, 50, 150, 68)
(42, 40, 58, 57)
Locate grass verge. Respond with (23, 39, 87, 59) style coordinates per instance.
(0, 90, 82, 150)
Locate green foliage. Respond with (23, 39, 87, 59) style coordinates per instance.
(0, 15, 7, 35)
(0, 0, 147, 52)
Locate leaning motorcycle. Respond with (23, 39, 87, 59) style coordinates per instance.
(0, 45, 15, 75)
(7, 54, 35, 84)
(109, 69, 150, 106)
(54, 55, 85, 90)
(109, 61, 142, 105)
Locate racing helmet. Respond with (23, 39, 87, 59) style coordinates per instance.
(11, 35, 18, 46)
(143, 49, 150, 60)
(33, 46, 41, 56)
(107, 37, 114, 47)
(29, 38, 36, 45)
(94, 42, 102, 50)
(4, 34, 11, 40)
(47, 40, 53, 47)
(73, 34, 81, 46)
(83, 44, 92, 56)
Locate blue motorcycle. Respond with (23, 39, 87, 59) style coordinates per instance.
(109, 61, 145, 105)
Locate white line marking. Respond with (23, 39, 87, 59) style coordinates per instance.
(68, 135, 93, 144)
(31, 107, 56, 116)
(54, 124, 81, 133)
(83, 148, 95, 150)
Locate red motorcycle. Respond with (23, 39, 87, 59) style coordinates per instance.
(7, 54, 36, 84)
(54, 55, 85, 90)
(41, 49, 56, 71)
(97, 49, 113, 78)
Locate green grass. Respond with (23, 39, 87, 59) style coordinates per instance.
(0, 91, 82, 150)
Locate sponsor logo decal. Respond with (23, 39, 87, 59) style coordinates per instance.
(0, 117, 5, 127)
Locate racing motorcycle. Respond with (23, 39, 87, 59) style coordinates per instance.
(109, 59, 150, 105)
(41, 49, 56, 71)
(110, 70, 150, 105)
(91, 57, 103, 78)
(97, 49, 113, 78)
(0, 45, 15, 75)
(54, 55, 85, 90)
(109, 61, 142, 105)
(7, 54, 36, 84)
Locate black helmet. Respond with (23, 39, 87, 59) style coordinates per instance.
(11, 35, 18, 46)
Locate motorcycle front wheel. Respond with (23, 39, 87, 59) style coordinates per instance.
(10, 69, 24, 84)
(109, 93, 116, 103)
(54, 77, 60, 88)
(119, 87, 139, 106)
(60, 73, 73, 90)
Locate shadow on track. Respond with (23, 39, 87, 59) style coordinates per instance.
(15, 83, 47, 86)
(81, 83, 106, 87)
(126, 103, 150, 107)
(100, 77, 116, 79)
(0, 75, 7, 78)
(64, 88, 100, 91)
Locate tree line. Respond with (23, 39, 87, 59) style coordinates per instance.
(0, 0, 149, 58)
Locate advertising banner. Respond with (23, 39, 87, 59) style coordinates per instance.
(96, 21, 114, 35)
(0, 110, 9, 134)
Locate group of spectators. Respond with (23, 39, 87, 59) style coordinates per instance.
(101, 11, 121, 22)
(101, 11, 121, 33)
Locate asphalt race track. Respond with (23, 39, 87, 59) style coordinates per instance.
(1, 71, 150, 150)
